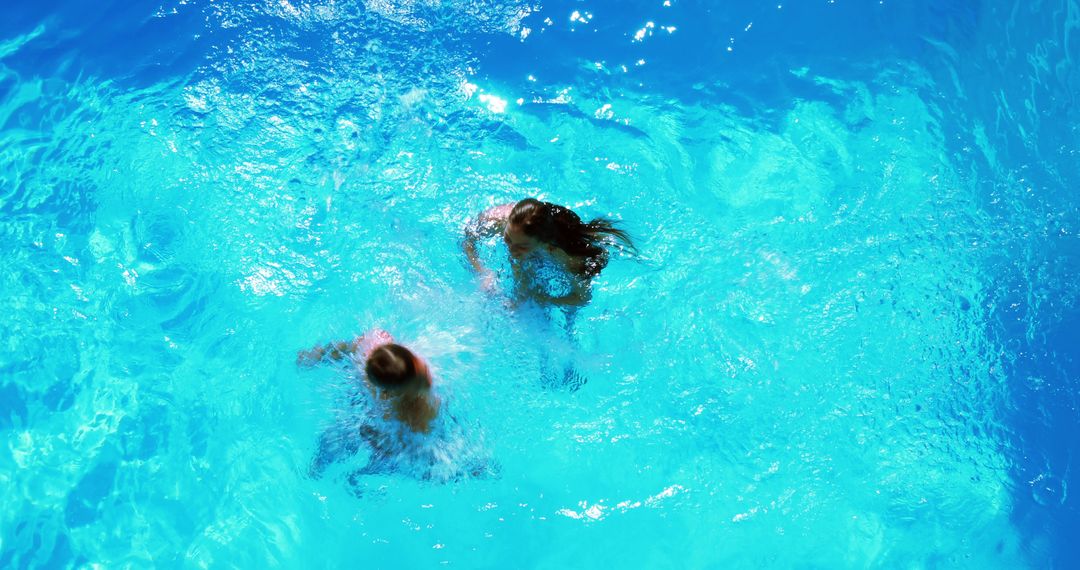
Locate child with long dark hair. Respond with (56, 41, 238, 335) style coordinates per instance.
(463, 198, 635, 306)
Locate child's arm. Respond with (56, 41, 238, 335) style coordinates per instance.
(296, 328, 397, 368)
(463, 204, 513, 287)
(296, 338, 361, 367)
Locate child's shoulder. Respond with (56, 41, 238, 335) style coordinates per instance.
(402, 394, 441, 434)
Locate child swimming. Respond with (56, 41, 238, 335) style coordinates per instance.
(463, 199, 635, 390)
(298, 328, 440, 433)
(300, 328, 477, 483)
(463, 198, 635, 306)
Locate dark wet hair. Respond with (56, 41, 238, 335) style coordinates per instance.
(365, 344, 419, 390)
(509, 198, 635, 278)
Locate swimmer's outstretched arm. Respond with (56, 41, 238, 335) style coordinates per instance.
(462, 203, 514, 278)
(296, 328, 395, 367)
(296, 338, 361, 367)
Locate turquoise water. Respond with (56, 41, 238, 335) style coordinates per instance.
(2, 0, 1078, 567)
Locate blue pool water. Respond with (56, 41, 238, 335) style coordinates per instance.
(2, 0, 1078, 567)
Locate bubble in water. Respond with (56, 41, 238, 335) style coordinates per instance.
(1030, 473, 1066, 506)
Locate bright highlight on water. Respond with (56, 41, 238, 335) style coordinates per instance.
(1, 0, 1078, 567)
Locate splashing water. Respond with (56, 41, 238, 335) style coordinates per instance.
(2, 0, 1078, 567)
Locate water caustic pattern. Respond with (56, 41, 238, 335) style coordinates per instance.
(1, 0, 1078, 567)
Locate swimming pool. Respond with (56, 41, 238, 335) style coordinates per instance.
(2, 0, 1078, 567)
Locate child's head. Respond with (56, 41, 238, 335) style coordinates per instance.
(508, 199, 588, 248)
(507, 198, 635, 277)
(364, 343, 431, 393)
